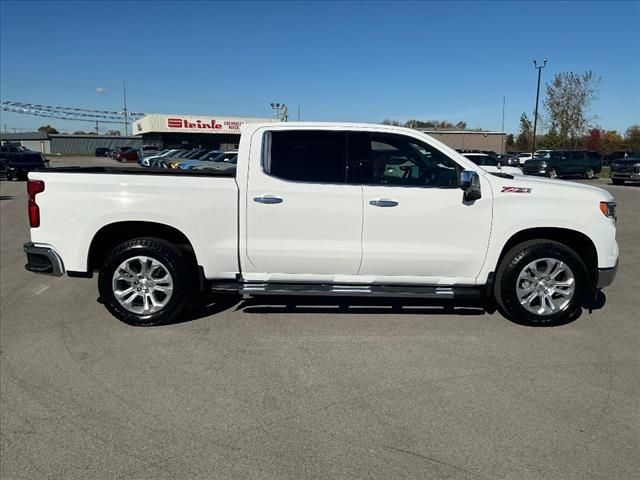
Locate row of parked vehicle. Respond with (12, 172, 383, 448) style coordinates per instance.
(138, 148, 238, 171)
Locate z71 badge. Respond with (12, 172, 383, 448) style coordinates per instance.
(501, 186, 532, 193)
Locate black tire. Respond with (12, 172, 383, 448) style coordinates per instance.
(547, 168, 558, 179)
(494, 240, 588, 326)
(611, 178, 625, 185)
(98, 238, 192, 326)
(584, 167, 595, 179)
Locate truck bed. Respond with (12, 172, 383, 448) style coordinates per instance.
(36, 166, 236, 177)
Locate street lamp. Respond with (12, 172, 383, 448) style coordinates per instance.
(270, 102, 288, 122)
(532, 58, 547, 154)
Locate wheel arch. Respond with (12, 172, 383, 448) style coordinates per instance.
(496, 227, 598, 287)
(87, 221, 198, 273)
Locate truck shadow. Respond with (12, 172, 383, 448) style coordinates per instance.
(176, 294, 489, 325)
(176, 292, 607, 327)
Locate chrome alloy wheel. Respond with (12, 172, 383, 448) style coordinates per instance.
(112, 256, 174, 315)
(516, 258, 575, 316)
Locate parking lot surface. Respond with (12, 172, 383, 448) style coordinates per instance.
(1, 159, 638, 479)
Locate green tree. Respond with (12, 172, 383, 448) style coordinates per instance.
(105, 130, 122, 136)
(38, 125, 59, 134)
(544, 70, 600, 148)
(515, 113, 533, 151)
(537, 128, 563, 149)
(505, 134, 515, 149)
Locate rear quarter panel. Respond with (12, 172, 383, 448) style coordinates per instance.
(28, 172, 239, 278)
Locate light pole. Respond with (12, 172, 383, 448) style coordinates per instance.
(532, 58, 547, 154)
(270, 102, 288, 122)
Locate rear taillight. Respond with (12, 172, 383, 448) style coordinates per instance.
(27, 180, 45, 228)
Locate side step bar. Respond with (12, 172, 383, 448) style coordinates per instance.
(209, 282, 482, 300)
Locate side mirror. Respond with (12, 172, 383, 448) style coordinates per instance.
(459, 170, 481, 201)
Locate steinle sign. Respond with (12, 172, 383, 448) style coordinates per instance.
(133, 114, 277, 135)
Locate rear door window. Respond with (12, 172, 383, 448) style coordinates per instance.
(265, 130, 347, 183)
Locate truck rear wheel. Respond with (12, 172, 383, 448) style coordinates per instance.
(98, 238, 191, 326)
(494, 240, 587, 326)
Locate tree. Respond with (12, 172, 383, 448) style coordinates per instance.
(515, 113, 533, 151)
(38, 125, 59, 134)
(624, 125, 640, 152)
(544, 70, 600, 148)
(601, 130, 624, 155)
(381, 119, 402, 126)
(537, 128, 563, 150)
(73, 130, 91, 135)
(105, 130, 122, 136)
(505, 134, 515, 149)
(584, 128, 603, 152)
(402, 120, 467, 129)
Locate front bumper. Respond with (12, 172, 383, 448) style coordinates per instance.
(596, 261, 618, 289)
(23, 242, 65, 276)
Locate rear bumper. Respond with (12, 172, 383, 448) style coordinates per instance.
(596, 262, 618, 289)
(23, 242, 65, 276)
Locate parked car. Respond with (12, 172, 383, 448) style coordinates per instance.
(139, 149, 173, 167)
(461, 153, 522, 175)
(95, 147, 113, 157)
(609, 155, 640, 185)
(496, 154, 521, 166)
(150, 149, 190, 168)
(516, 152, 535, 163)
(604, 150, 632, 163)
(115, 148, 140, 163)
(23, 122, 618, 328)
(521, 150, 603, 179)
(189, 152, 238, 170)
(176, 149, 224, 169)
(1, 152, 49, 180)
(165, 149, 213, 168)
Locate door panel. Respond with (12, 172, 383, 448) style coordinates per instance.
(361, 184, 492, 282)
(244, 130, 363, 277)
(352, 131, 492, 284)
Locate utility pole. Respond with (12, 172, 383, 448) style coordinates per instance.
(95, 120, 99, 135)
(297, 104, 301, 121)
(123, 80, 128, 136)
(501, 96, 505, 154)
(532, 58, 547, 154)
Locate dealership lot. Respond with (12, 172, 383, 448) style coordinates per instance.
(1, 163, 638, 479)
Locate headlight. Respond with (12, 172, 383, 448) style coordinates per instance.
(540, 161, 547, 167)
(634, 164, 640, 173)
(599, 201, 616, 219)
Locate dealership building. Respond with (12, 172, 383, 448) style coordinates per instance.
(132, 114, 278, 150)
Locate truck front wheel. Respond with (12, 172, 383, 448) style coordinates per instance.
(494, 240, 588, 326)
(98, 238, 191, 326)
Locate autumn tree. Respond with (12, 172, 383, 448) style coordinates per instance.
(601, 130, 624, 155)
(38, 125, 59, 134)
(624, 125, 640, 151)
(544, 70, 600, 148)
(584, 128, 603, 152)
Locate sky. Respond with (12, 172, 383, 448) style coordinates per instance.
(1, 0, 639, 134)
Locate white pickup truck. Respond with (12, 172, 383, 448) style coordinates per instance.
(24, 122, 618, 326)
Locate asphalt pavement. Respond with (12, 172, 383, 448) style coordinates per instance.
(1, 161, 638, 479)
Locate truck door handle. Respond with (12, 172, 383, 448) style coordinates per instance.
(253, 195, 283, 204)
(369, 198, 399, 207)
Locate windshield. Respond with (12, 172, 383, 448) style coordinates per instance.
(198, 150, 223, 161)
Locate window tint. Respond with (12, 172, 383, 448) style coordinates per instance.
(571, 151, 585, 161)
(348, 132, 460, 187)
(266, 131, 346, 183)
